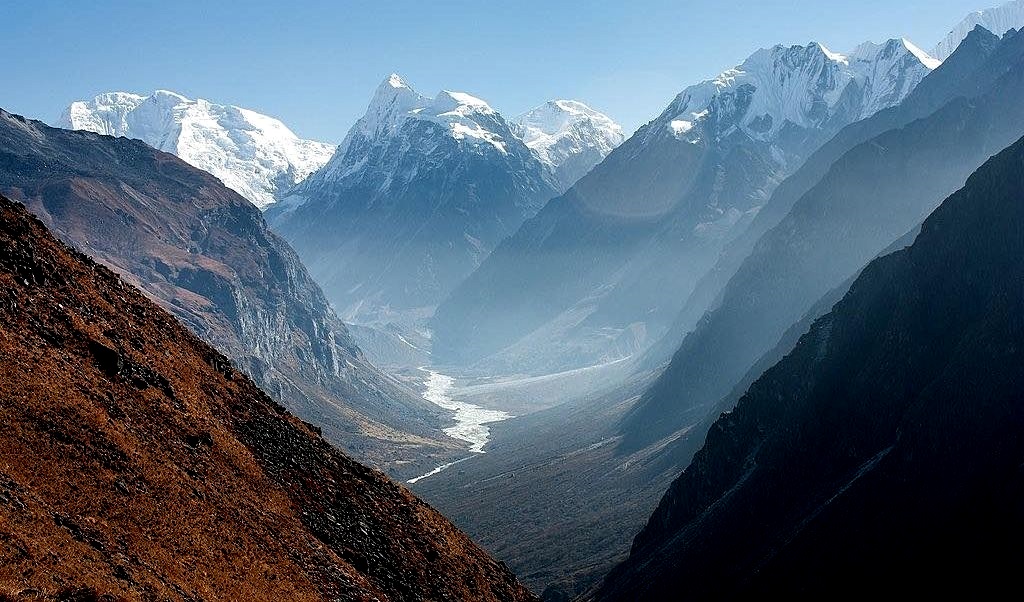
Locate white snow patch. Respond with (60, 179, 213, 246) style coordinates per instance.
(816, 42, 849, 65)
(901, 38, 942, 69)
(669, 119, 694, 136)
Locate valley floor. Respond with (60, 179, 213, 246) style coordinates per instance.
(408, 358, 693, 598)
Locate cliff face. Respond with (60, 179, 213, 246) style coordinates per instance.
(0, 110, 459, 475)
(0, 194, 535, 601)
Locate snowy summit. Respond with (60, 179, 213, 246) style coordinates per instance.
(331, 73, 512, 163)
(57, 91, 335, 209)
(654, 38, 938, 148)
(514, 100, 625, 191)
(266, 73, 560, 322)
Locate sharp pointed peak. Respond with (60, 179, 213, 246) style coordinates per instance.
(381, 73, 411, 90)
(367, 73, 425, 109)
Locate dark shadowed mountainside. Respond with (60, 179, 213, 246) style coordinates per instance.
(594, 132, 1024, 601)
(623, 27, 1024, 450)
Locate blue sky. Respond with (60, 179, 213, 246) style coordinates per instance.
(3, 0, 991, 142)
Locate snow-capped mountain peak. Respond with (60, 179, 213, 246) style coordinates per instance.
(932, 0, 1024, 61)
(361, 73, 428, 136)
(320, 75, 518, 187)
(514, 100, 625, 191)
(267, 74, 560, 323)
(57, 91, 335, 209)
(656, 38, 936, 146)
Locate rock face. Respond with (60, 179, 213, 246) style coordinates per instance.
(624, 27, 1024, 450)
(513, 100, 624, 192)
(0, 194, 537, 601)
(593, 132, 1024, 601)
(0, 110, 454, 475)
(267, 74, 559, 325)
(58, 90, 335, 209)
(432, 38, 936, 374)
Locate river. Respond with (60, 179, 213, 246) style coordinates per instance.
(407, 368, 513, 484)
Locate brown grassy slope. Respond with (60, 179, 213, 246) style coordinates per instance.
(0, 194, 535, 602)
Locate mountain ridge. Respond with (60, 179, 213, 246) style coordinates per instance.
(0, 108, 456, 477)
(623, 26, 1024, 451)
(932, 0, 1024, 59)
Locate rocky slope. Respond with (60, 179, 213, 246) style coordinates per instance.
(594, 131, 1024, 601)
(432, 38, 936, 374)
(58, 90, 335, 209)
(0, 194, 535, 601)
(0, 110, 455, 476)
(624, 26, 1024, 450)
(267, 74, 559, 325)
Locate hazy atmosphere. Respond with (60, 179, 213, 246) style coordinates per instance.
(3, 1, 1024, 600)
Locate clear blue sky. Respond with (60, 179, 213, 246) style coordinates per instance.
(2, 0, 991, 142)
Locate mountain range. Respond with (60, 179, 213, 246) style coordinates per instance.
(11, 2, 1024, 599)
(413, 21, 1024, 601)
(432, 36, 938, 374)
(625, 25, 1024, 451)
(267, 74, 620, 328)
